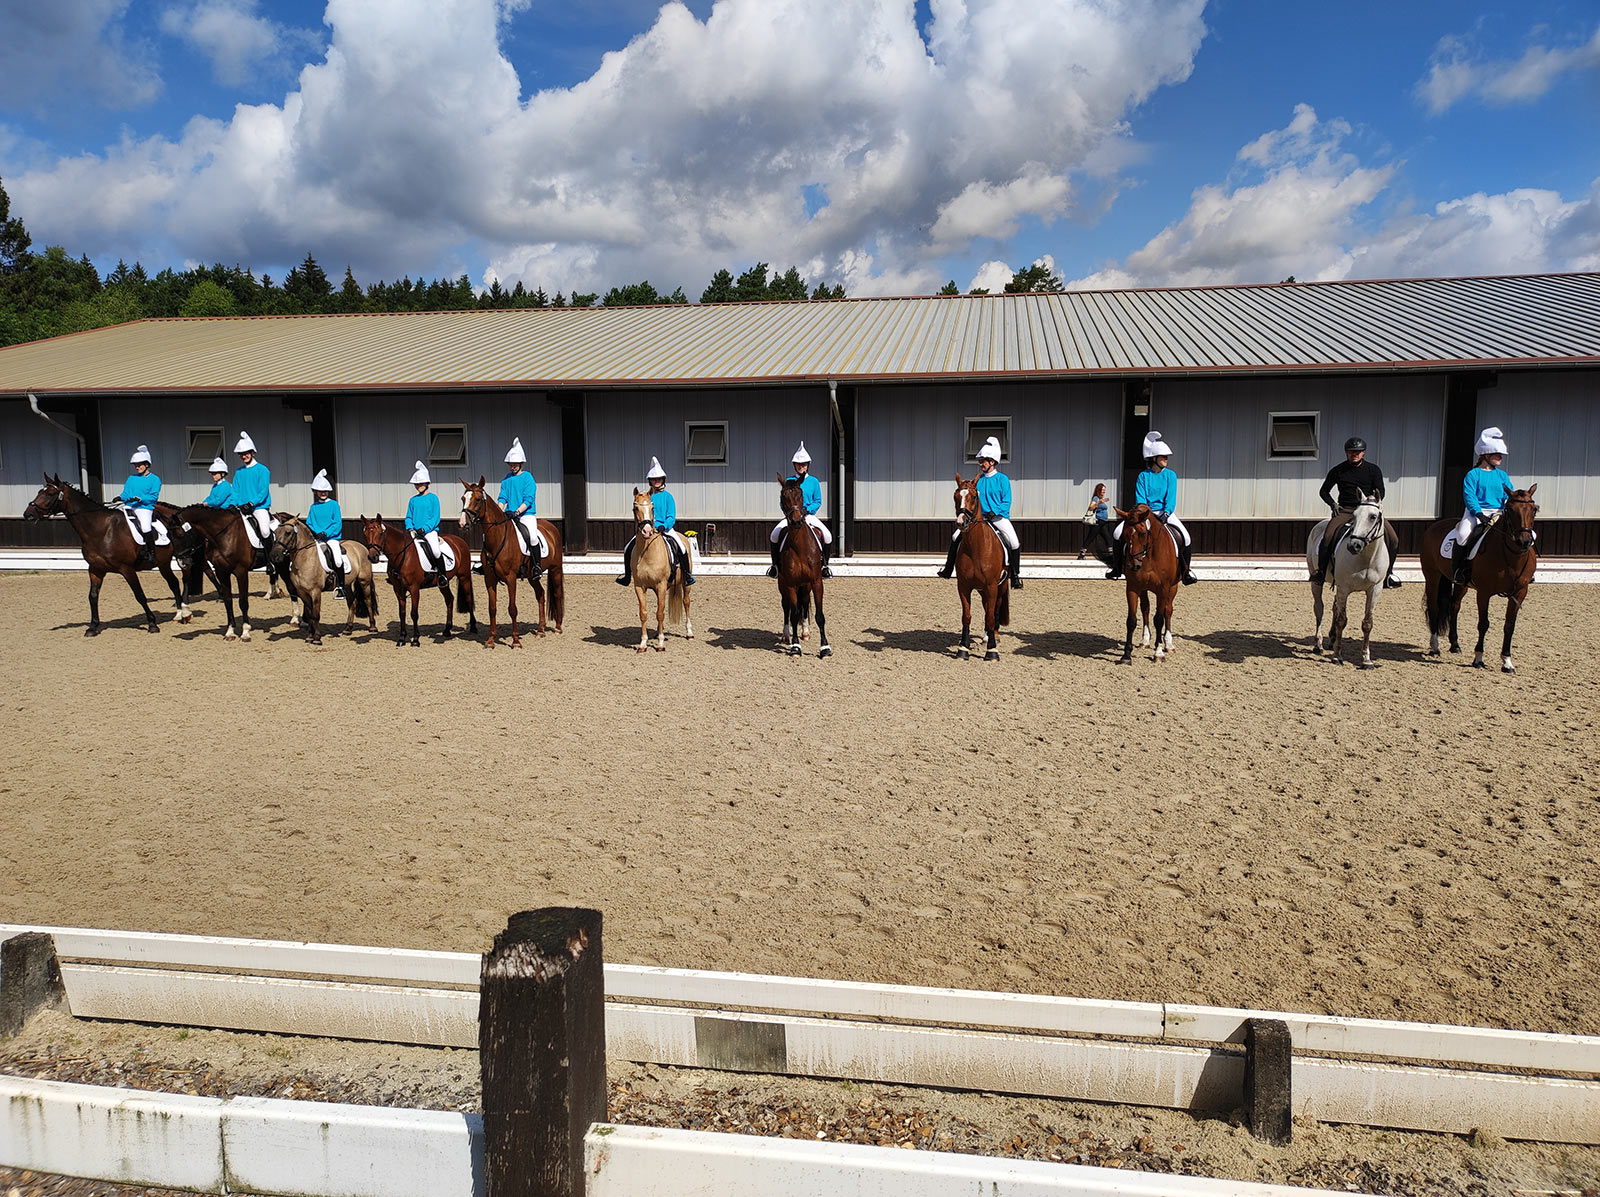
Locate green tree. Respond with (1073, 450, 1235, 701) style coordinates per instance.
(602, 280, 663, 306)
(810, 281, 845, 301)
(335, 266, 365, 313)
(179, 279, 240, 317)
(733, 262, 770, 301)
(570, 291, 599, 308)
(700, 268, 735, 303)
(939, 280, 960, 295)
(283, 253, 333, 312)
(769, 266, 807, 301)
(1003, 261, 1064, 293)
(0, 177, 31, 273)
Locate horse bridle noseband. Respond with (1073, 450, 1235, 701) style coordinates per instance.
(1343, 500, 1384, 552)
(462, 488, 518, 574)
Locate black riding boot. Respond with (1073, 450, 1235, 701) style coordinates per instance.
(766, 542, 780, 578)
(1179, 540, 1198, 585)
(820, 540, 833, 579)
(1104, 538, 1124, 579)
(1451, 539, 1473, 585)
(526, 545, 543, 581)
(680, 540, 695, 587)
(333, 561, 346, 599)
(136, 539, 155, 569)
(616, 536, 635, 585)
(1310, 536, 1335, 584)
(935, 539, 959, 579)
(1383, 528, 1403, 588)
(1007, 546, 1023, 589)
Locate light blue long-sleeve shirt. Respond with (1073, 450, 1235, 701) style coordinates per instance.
(650, 488, 677, 531)
(1463, 466, 1513, 516)
(976, 471, 1012, 519)
(499, 471, 537, 516)
(1135, 467, 1177, 515)
(233, 460, 271, 509)
(204, 480, 234, 508)
(307, 497, 342, 539)
(405, 491, 441, 534)
(119, 472, 162, 508)
(786, 473, 823, 515)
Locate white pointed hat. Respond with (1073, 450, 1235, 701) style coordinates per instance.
(234, 430, 257, 454)
(646, 456, 666, 479)
(505, 437, 526, 464)
(311, 469, 332, 492)
(792, 441, 811, 463)
(1475, 426, 1508, 457)
(208, 457, 229, 474)
(976, 436, 1003, 461)
(1142, 431, 1172, 458)
(410, 460, 431, 485)
(129, 444, 152, 464)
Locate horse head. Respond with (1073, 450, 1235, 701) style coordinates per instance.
(360, 514, 387, 561)
(1344, 490, 1385, 554)
(1501, 486, 1539, 552)
(778, 472, 806, 524)
(22, 476, 65, 520)
(267, 518, 302, 568)
(1119, 504, 1156, 571)
(631, 487, 656, 542)
(953, 474, 980, 529)
(459, 477, 486, 529)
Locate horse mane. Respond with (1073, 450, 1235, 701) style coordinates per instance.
(52, 476, 106, 509)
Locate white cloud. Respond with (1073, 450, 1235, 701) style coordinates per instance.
(0, 0, 162, 110)
(966, 259, 1014, 294)
(159, 0, 323, 88)
(3, 0, 1210, 295)
(1416, 23, 1600, 115)
(1068, 107, 1600, 289)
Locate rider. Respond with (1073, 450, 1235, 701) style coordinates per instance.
(767, 442, 833, 579)
(232, 431, 276, 546)
(306, 469, 348, 598)
(203, 457, 234, 508)
(1311, 437, 1402, 589)
(1452, 426, 1515, 585)
(936, 437, 1022, 589)
(1106, 431, 1198, 585)
(498, 437, 541, 580)
(615, 457, 695, 587)
(406, 461, 447, 573)
(119, 445, 165, 568)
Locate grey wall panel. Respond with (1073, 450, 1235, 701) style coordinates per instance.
(97, 396, 313, 510)
(854, 380, 1122, 520)
(586, 387, 831, 520)
(1479, 370, 1600, 518)
(1153, 376, 1444, 519)
(335, 392, 563, 521)
(0, 402, 81, 516)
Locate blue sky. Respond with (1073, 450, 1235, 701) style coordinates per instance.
(0, 0, 1595, 298)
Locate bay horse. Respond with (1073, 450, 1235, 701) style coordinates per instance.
(458, 478, 565, 648)
(1419, 486, 1539, 672)
(361, 515, 477, 647)
(1115, 503, 1179, 664)
(951, 473, 1009, 661)
(23, 474, 197, 635)
(626, 488, 692, 653)
(1306, 492, 1390, 668)
(169, 502, 287, 641)
(269, 518, 379, 645)
(775, 472, 831, 657)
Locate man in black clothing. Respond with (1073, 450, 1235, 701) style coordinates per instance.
(1310, 437, 1402, 589)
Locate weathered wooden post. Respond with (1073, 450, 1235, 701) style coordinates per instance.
(0, 932, 67, 1039)
(480, 908, 606, 1197)
(1243, 1017, 1293, 1145)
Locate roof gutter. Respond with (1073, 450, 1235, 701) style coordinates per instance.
(28, 392, 90, 495)
(829, 380, 845, 560)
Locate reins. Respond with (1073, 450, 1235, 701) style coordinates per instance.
(462, 489, 519, 577)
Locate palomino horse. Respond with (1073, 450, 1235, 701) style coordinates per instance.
(626, 488, 692, 653)
(458, 478, 565, 648)
(269, 518, 378, 645)
(1306, 491, 1390, 668)
(1114, 503, 1180, 664)
(361, 515, 477, 646)
(23, 474, 197, 635)
(951, 473, 1009, 661)
(774, 472, 831, 657)
(1419, 486, 1539, 672)
(169, 503, 286, 641)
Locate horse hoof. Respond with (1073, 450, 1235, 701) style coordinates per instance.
(410, 639, 421, 647)
(984, 650, 999, 661)
(636, 646, 647, 654)
(788, 644, 802, 656)
(1449, 647, 1462, 655)
(1502, 664, 1516, 674)
(957, 648, 969, 660)
(84, 627, 100, 637)
(818, 645, 832, 658)
(1360, 661, 1379, 670)
(1472, 659, 1487, 669)
(146, 623, 161, 634)
(1116, 655, 1131, 665)
(225, 629, 237, 641)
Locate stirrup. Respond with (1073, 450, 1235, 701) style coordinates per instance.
(821, 565, 833, 579)
(1383, 574, 1402, 589)
(765, 564, 778, 578)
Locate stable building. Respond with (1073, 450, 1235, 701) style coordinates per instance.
(2, 271, 1597, 556)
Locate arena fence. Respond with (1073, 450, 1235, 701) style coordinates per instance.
(3, 917, 1598, 1195)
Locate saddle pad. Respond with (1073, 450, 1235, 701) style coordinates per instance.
(317, 541, 341, 572)
(1439, 530, 1484, 560)
(123, 510, 169, 545)
(242, 515, 263, 550)
(514, 523, 549, 557)
(414, 536, 456, 572)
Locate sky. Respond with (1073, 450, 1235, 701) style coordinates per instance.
(0, 0, 1596, 300)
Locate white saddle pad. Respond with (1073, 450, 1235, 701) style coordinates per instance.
(316, 541, 346, 572)
(124, 510, 168, 545)
(241, 514, 277, 550)
(413, 536, 456, 573)
(1440, 531, 1483, 561)
(514, 523, 549, 558)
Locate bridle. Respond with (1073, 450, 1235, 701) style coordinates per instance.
(1122, 510, 1156, 572)
(461, 486, 519, 575)
(1343, 498, 1384, 553)
(1498, 496, 1538, 554)
(633, 496, 657, 544)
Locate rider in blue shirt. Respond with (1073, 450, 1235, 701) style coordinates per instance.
(768, 442, 833, 579)
(1453, 427, 1516, 583)
(1107, 431, 1198, 585)
(498, 437, 541, 578)
(119, 444, 164, 566)
(203, 458, 235, 508)
(616, 456, 694, 586)
(306, 469, 347, 597)
(232, 430, 275, 543)
(937, 437, 1022, 588)
(405, 461, 446, 572)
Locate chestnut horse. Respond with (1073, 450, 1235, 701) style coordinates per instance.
(775, 472, 831, 657)
(951, 473, 1009, 661)
(361, 515, 477, 646)
(268, 518, 379, 645)
(626, 488, 691, 653)
(23, 474, 197, 635)
(1419, 486, 1539, 672)
(169, 503, 288, 641)
(1115, 503, 1179, 664)
(458, 478, 565, 648)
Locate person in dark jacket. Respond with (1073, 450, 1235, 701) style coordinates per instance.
(1310, 437, 1401, 589)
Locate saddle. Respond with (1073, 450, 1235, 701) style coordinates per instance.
(123, 509, 169, 546)
(412, 535, 456, 576)
(512, 521, 548, 560)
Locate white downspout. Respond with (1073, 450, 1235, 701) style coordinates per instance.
(829, 380, 845, 559)
(28, 392, 90, 494)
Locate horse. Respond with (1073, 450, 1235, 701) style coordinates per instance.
(626, 488, 692, 653)
(360, 515, 477, 647)
(1114, 503, 1180, 664)
(950, 473, 1010, 661)
(268, 518, 379, 645)
(774, 472, 831, 658)
(22, 474, 198, 635)
(1306, 491, 1390, 668)
(458, 478, 565, 648)
(1419, 487, 1539, 672)
(168, 502, 292, 641)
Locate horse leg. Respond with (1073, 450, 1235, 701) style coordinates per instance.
(635, 585, 649, 653)
(410, 586, 422, 647)
(236, 568, 253, 641)
(1359, 585, 1378, 669)
(483, 578, 500, 648)
(1500, 590, 1524, 673)
(958, 583, 973, 660)
(1140, 591, 1152, 649)
(1310, 579, 1325, 653)
(782, 592, 799, 656)
(305, 588, 323, 646)
(984, 583, 1000, 661)
(1119, 587, 1136, 664)
(1157, 587, 1174, 658)
(1329, 586, 1348, 664)
(1448, 584, 1464, 654)
(1472, 587, 1492, 669)
(84, 570, 106, 636)
(654, 585, 668, 652)
(814, 582, 831, 658)
(158, 560, 191, 624)
(121, 568, 162, 633)
(439, 576, 455, 639)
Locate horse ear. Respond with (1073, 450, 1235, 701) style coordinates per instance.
(777, 471, 788, 485)
(478, 475, 486, 487)
(1526, 483, 1538, 496)
(1113, 506, 1131, 518)
(955, 472, 964, 486)
(633, 486, 643, 497)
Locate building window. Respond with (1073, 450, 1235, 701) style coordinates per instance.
(685, 421, 729, 466)
(1268, 412, 1319, 459)
(964, 416, 1011, 463)
(427, 424, 469, 469)
(186, 427, 225, 468)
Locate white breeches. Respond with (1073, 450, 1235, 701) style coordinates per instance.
(771, 515, 831, 544)
(249, 508, 275, 538)
(421, 530, 445, 556)
(318, 539, 348, 571)
(516, 513, 542, 553)
(952, 517, 1019, 551)
(1456, 510, 1494, 540)
(1115, 514, 1188, 545)
(131, 507, 154, 535)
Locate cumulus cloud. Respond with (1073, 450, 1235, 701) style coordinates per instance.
(3, 0, 1209, 296)
(0, 0, 161, 110)
(1416, 23, 1600, 115)
(159, 0, 324, 87)
(1068, 106, 1600, 289)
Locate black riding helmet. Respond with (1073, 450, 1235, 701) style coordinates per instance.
(1344, 437, 1367, 453)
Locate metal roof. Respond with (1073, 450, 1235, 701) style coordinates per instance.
(2, 272, 1597, 396)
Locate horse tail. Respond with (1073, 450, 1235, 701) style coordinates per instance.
(551, 571, 564, 627)
(350, 580, 370, 619)
(455, 572, 474, 614)
(794, 586, 812, 626)
(667, 581, 686, 627)
(998, 579, 1011, 627)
